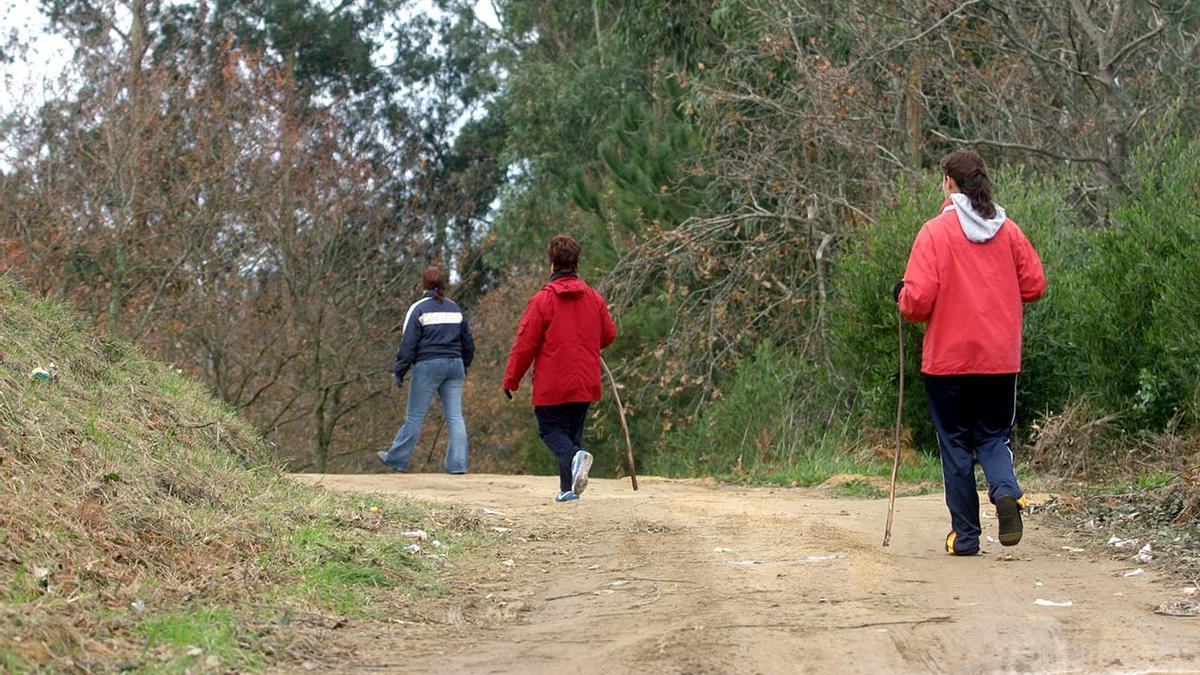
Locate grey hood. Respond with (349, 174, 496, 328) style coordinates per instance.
(950, 192, 1006, 243)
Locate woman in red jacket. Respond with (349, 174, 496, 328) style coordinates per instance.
(895, 150, 1046, 556)
(503, 235, 617, 502)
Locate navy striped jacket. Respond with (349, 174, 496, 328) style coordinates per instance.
(393, 292, 475, 381)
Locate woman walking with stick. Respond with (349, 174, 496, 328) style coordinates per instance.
(894, 150, 1046, 556)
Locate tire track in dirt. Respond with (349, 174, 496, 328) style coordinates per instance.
(295, 474, 1200, 674)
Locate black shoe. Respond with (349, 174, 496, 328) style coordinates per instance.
(996, 495, 1024, 546)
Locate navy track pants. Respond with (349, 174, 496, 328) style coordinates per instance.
(924, 373, 1023, 554)
(534, 402, 591, 493)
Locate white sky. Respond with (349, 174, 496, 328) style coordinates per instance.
(0, 0, 500, 113)
(1, 1, 73, 109)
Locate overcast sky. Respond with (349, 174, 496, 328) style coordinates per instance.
(1, 0, 501, 112)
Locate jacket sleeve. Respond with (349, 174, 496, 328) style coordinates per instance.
(1010, 224, 1047, 303)
(502, 293, 548, 391)
(898, 226, 938, 323)
(392, 307, 422, 381)
(460, 313, 476, 370)
(598, 293, 617, 349)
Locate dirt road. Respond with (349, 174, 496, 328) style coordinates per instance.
(296, 474, 1199, 674)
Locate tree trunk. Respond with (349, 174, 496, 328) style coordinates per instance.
(905, 54, 924, 168)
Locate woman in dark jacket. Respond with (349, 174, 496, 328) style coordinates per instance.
(378, 268, 475, 473)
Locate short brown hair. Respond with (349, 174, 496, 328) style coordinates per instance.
(547, 235, 580, 273)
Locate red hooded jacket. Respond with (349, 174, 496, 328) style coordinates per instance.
(899, 197, 1046, 375)
(503, 274, 617, 406)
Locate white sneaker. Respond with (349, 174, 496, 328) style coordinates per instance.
(570, 450, 593, 496)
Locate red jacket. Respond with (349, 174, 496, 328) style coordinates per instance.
(503, 274, 617, 406)
(899, 198, 1046, 375)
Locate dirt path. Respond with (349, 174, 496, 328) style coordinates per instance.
(295, 474, 1199, 674)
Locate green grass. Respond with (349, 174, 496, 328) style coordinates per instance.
(755, 450, 942, 488)
(0, 648, 37, 673)
(135, 607, 258, 673)
(0, 276, 490, 671)
(1076, 470, 1180, 496)
(669, 438, 945, 490)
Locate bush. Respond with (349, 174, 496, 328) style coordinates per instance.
(656, 341, 833, 476)
(826, 136, 1200, 460)
(828, 168, 1097, 449)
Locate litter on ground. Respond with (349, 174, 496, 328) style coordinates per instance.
(1034, 598, 1074, 607)
(1133, 544, 1153, 563)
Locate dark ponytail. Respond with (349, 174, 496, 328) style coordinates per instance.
(940, 150, 996, 219)
(422, 267, 446, 303)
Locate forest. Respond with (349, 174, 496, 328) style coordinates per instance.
(3, 0, 1199, 485)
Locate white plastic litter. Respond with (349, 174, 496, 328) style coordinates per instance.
(432, 540, 444, 548)
(804, 555, 841, 562)
(713, 547, 735, 553)
(986, 536, 999, 544)
(401, 530, 428, 541)
(1107, 536, 1138, 549)
(186, 647, 203, 657)
(491, 527, 512, 533)
(405, 544, 421, 554)
(1034, 598, 1073, 607)
(502, 559, 516, 567)
(1184, 587, 1198, 596)
(1123, 568, 1146, 577)
(1133, 543, 1153, 563)
(482, 508, 507, 517)
(725, 560, 762, 566)
(1061, 546, 1085, 553)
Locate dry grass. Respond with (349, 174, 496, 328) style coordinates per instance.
(0, 277, 487, 672)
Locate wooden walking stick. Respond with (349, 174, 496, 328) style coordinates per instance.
(423, 417, 445, 471)
(883, 307, 905, 546)
(601, 358, 638, 491)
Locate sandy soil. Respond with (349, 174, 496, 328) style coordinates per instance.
(293, 474, 1200, 674)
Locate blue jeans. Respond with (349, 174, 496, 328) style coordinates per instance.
(381, 357, 469, 473)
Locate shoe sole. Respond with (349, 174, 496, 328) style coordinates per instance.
(996, 495, 1023, 546)
(572, 451, 593, 496)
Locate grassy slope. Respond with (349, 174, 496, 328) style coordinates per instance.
(0, 278, 485, 673)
